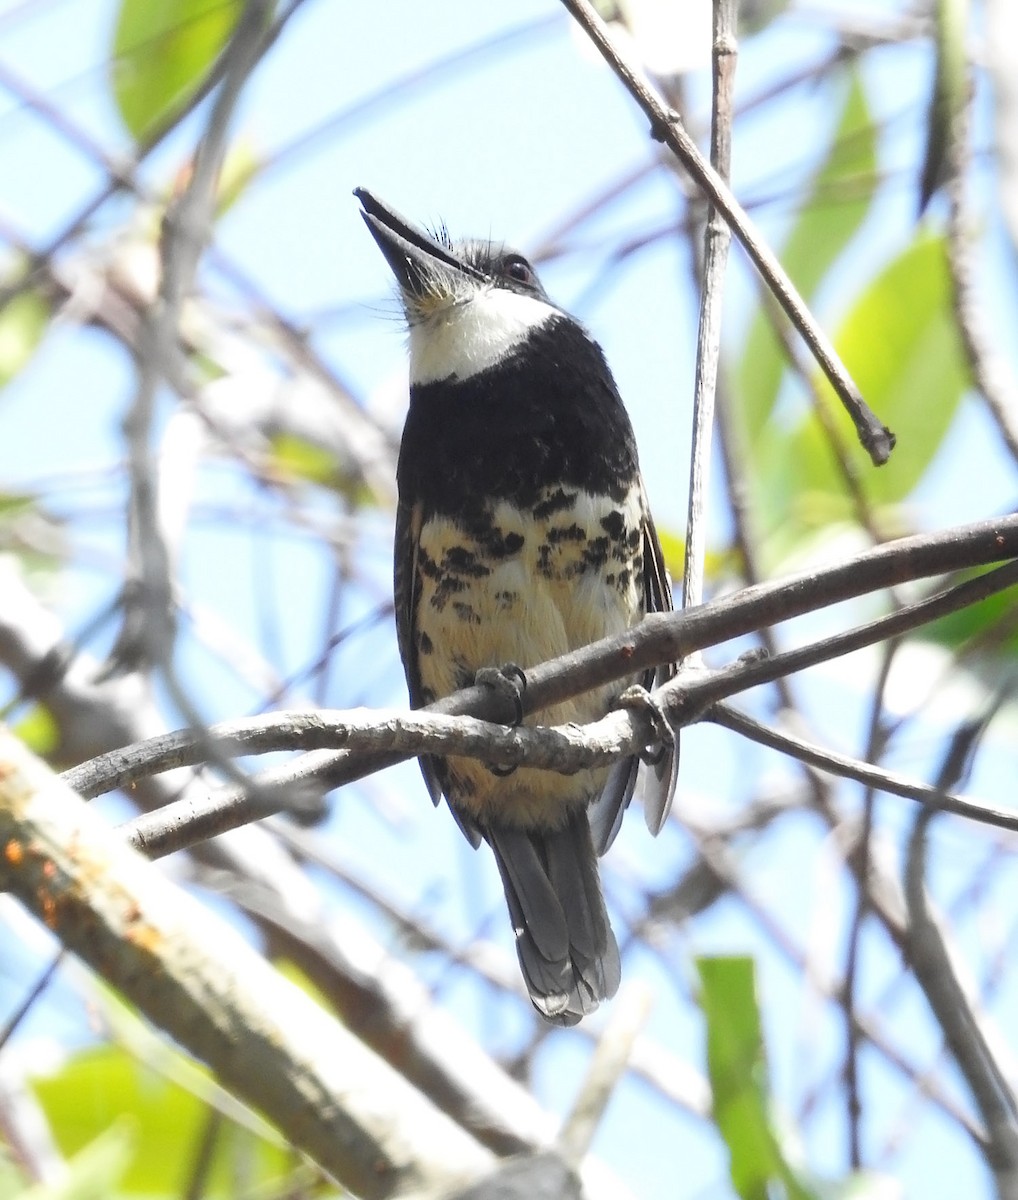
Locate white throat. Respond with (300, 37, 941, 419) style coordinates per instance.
(408, 287, 557, 386)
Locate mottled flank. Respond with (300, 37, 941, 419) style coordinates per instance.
(451, 600, 482, 626)
(441, 545, 491, 577)
(580, 535, 610, 570)
(600, 509, 626, 540)
(533, 487, 578, 519)
(546, 523, 585, 544)
(411, 485, 648, 830)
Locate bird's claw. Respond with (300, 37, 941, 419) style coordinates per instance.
(475, 663, 527, 775)
(474, 662, 527, 723)
(616, 684, 674, 766)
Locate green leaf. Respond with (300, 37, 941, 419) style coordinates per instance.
(698, 956, 820, 1200)
(0, 287, 49, 390)
(268, 433, 376, 506)
(919, 0, 970, 211)
(214, 136, 262, 217)
(110, 0, 245, 142)
(269, 433, 342, 488)
(918, 572, 1018, 656)
(12, 704, 60, 756)
(737, 68, 877, 445)
(18, 1120, 135, 1200)
(792, 232, 966, 502)
(754, 233, 968, 557)
(31, 1043, 299, 1197)
(655, 525, 685, 581)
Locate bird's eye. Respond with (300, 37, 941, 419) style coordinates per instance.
(502, 255, 535, 285)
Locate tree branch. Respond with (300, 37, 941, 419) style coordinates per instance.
(0, 728, 495, 1198)
(906, 807, 1018, 1195)
(557, 0, 895, 465)
(682, 0, 736, 613)
(710, 705, 1018, 832)
(55, 548, 1018, 857)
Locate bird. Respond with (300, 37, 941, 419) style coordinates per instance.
(355, 188, 677, 1025)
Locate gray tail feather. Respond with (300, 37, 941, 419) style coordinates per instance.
(488, 811, 621, 1026)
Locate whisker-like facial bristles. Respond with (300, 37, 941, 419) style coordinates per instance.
(400, 253, 491, 326)
(425, 220, 454, 252)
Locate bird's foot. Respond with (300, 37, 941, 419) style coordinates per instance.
(475, 662, 527, 724)
(616, 684, 674, 766)
(475, 663, 527, 777)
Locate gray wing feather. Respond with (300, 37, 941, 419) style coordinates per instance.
(588, 484, 678, 854)
(394, 497, 457, 812)
(588, 758, 638, 856)
(640, 500, 679, 836)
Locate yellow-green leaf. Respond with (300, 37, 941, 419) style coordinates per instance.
(32, 1044, 299, 1196)
(0, 287, 49, 390)
(738, 69, 877, 444)
(110, 0, 245, 142)
(754, 233, 968, 555)
(215, 136, 262, 216)
(698, 956, 820, 1200)
(269, 433, 341, 488)
(17, 1120, 135, 1200)
(655, 525, 686, 581)
(13, 704, 60, 757)
(794, 232, 966, 503)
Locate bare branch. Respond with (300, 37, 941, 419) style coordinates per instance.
(0, 728, 495, 1197)
(711, 706, 1018, 832)
(60, 548, 1018, 857)
(945, 55, 1018, 467)
(906, 806, 1018, 1196)
(682, 0, 737, 613)
(557, 986, 652, 1168)
(228, 872, 557, 1158)
(557, 0, 895, 465)
(118, 0, 274, 679)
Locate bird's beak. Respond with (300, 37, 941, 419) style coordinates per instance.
(354, 188, 484, 303)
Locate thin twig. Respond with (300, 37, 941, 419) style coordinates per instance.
(844, 640, 900, 1169)
(557, 986, 652, 1168)
(945, 55, 1018, 467)
(0, 951, 64, 1050)
(0, 728, 495, 1197)
(0, 2, 301, 316)
(682, 0, 736, 614)
(673, 815, 988, 1144)
(268, 818, 713, 1127)
(905, 731, 1018, 1196)
(710, 705, 1018, 832)
(557, 0, 895, 465)
(119, 0, 274, 678)
(762, 297, 886, 543)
